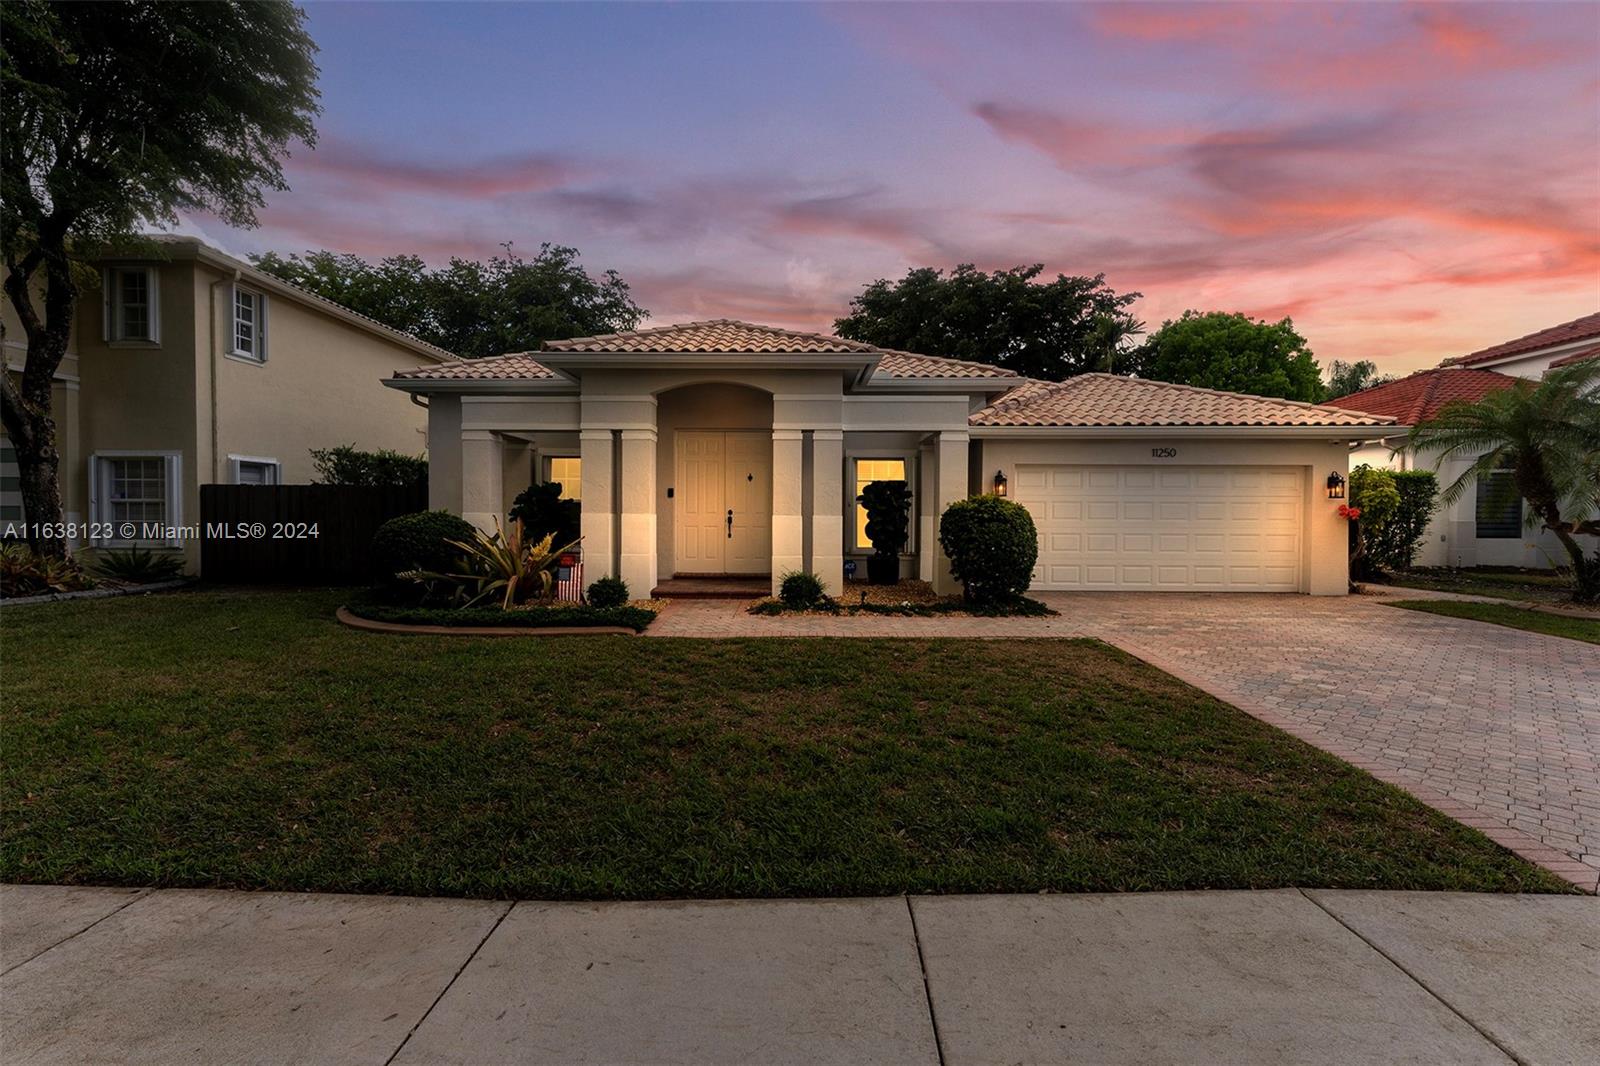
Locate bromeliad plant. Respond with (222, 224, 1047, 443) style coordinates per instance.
(400, 518, 579, 610)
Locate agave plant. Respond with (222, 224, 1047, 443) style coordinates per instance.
(90, 546, 186, 583)
(401, 517, 578, 610)
(0, 542, 96, 597)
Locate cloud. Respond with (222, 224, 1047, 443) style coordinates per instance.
(292, 140, 584, 199)
(972, 102, 1179, 169)
(767, 191, 943, 259)
(1083, 2, 1258, 41)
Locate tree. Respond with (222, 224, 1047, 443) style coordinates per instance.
(833, 264, 1142, 381)
(1409, 360, 1600, 602)
(1347, 464, 1401, 583)
(310, 445, 427, 489)
(1366, 470, 1439, 573)
(253, 243, 646, 358)
(1326, 359, 1396, 399)
(1134, 312, 1325, 402)
(2, 0, 319, 556)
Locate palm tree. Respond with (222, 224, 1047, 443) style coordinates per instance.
(1409, 360, 1600, 602)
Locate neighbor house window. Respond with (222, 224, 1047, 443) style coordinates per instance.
(853, 457, 908, 550)
(229, 456, 280, 485)
(91, 453, 181, 544)
(1475, 470, 1522, 539)
(0, 430, 22, 524)
(546, 457, 581, 500)
(103, 266, 160, 343)
(231, 286, 266, 361)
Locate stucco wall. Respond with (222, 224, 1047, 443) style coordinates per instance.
(979, 434, 1355, 595)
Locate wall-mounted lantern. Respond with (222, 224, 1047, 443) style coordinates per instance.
(1326, 471, 1346, 500)
(993, 469, 1008, 497)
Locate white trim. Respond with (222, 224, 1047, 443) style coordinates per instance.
(227, 454, 280, 485)
(847, 452, 917, 555)
(88, 450, 183, 547)
(228, 283, 268, 363)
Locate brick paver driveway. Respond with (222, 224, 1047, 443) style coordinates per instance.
(648, 593, 1600, 889)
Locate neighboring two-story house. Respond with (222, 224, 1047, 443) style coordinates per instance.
(1330, 312, 1599, 569)
(1, 236, 456, 571)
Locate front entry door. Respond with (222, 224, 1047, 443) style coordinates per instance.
(675, 431, 772, 575)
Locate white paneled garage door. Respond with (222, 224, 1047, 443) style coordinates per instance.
(1016, 465, 1304, 592)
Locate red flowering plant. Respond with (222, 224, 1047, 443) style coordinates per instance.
(1337, 504, 1362, 521)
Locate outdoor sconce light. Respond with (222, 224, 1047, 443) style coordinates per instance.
(993, 469, 1008, 497)
(1326, 471, 1346, 500)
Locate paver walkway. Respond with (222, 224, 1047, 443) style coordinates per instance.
(647, 592, 1600, 890)
(3, 884, 1596, 1065)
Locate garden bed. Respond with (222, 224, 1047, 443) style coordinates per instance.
(750, 579, 1056, 618)
(343, 597, 662, 633)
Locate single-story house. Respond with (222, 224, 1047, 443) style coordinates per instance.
(1330, 311, 1599, 569)
(386, 320, 1398, 597)
(1, 236, 458, 571)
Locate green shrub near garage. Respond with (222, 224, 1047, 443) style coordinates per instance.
(938, 494, 1038, 604)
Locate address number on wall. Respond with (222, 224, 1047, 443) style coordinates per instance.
(1151, 447, 1178, 458)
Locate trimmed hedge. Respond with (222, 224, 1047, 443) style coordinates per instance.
(938, 494, 1039, 603)
(586, 576, 629, 608)
(371, 510, 475, 581)
(346, 600, 656, 632)
(1368, 470, 1439, 572)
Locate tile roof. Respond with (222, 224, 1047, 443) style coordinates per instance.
(874, 349, 1016, 379)
(392, 352, 556, 380)
(392, 319, 1017, 383)
(1323, 367, 1517, 425)
(970, 374, 1394, 428)
(543, 319, 880, 354)
(1444, 311, 1600, 367)
(1548, 343, 1600, 369)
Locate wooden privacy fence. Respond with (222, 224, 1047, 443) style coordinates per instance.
(200, 483, 427, 584)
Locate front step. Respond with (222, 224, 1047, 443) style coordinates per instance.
(651, 576, 771, 600)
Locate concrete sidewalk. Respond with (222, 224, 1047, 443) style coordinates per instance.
(3, 886, 1596, 1065)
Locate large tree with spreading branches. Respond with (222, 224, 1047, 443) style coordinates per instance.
(1, 0, 320, 555)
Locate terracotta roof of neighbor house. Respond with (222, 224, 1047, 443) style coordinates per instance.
(392, 352, 557, 380)
(1548, 343, 1600, 368)
(1444, 311, 1600, 367)
(1323, 367, 1517, 425)
(543, 319, 882, 354)
(971, 374, 1395, 428)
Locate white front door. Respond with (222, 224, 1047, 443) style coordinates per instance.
(674, 431, 772, 575)
(1016, 465, 1304, 591)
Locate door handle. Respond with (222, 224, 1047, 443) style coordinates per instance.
(726, 509, 734, 538)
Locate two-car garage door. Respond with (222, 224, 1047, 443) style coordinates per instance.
(1015, 465, 1304, 592)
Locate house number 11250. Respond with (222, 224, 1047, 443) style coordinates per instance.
(1151, 447, 1178, 458)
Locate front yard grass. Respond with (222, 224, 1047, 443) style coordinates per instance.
(1, 589, 1567, 898)
(1385, 599, 1600, 645)
(1384, 566, 1573, 605)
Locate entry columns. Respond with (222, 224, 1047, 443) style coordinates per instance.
(618, 428, 658, 595)
(933, 430, 970, 595)
(461, 430, 504, 533)
(810, 429, 844, 594)
(578, 429, 615, 578)
(771, 429, 804, 594)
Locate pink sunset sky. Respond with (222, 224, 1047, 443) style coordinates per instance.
(190, 1, 1600, 375)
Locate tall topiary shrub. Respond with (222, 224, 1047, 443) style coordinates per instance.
(1348, 464, 1401, 581)
(858, 480, 912, 584)
(510, 482, 581, 547)
(1367, 470, 1438, 572)
(938, 494, 1038, 603)
(371, 510, 475, 585)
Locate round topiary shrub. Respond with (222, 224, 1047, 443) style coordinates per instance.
(938, 494, 1038, 603)
(778, 570, 826, 609)
(370, 510, 476, 582)
(586, 575, 629, 608)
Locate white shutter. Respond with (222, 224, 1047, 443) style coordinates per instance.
(256, 292, 267, 361)
(102, 269, 113, 341)
(146, 267, 160, 344)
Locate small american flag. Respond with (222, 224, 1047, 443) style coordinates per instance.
(555, 553, 583, 602)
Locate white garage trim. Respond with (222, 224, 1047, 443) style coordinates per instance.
(1016, 464, 1305, 592)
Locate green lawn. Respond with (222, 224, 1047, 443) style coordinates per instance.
(0, 589, 1566, 898)
(1386, 566, 1573, 605)
(1386, 599, 1600, 645)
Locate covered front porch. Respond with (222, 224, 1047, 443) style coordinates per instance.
(429, 376, 975, 597)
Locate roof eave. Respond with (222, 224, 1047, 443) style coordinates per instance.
(383, 377, 576, 395)
(968, 423, 1400, 438)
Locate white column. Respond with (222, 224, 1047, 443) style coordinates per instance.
(618, 428, 658, 596)
(579, 428, 615, 577)
(810, 429, 844, 595)
(771, 428, 804, 593)
(917, 439, 937, 583)
(461, 430, 505, 533)
(933, 430, 970, 595)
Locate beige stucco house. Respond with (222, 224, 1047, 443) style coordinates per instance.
(1332, 311, 1599, 569)
(387, 320, 1395, 597)
(1, 237, 456, 570)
